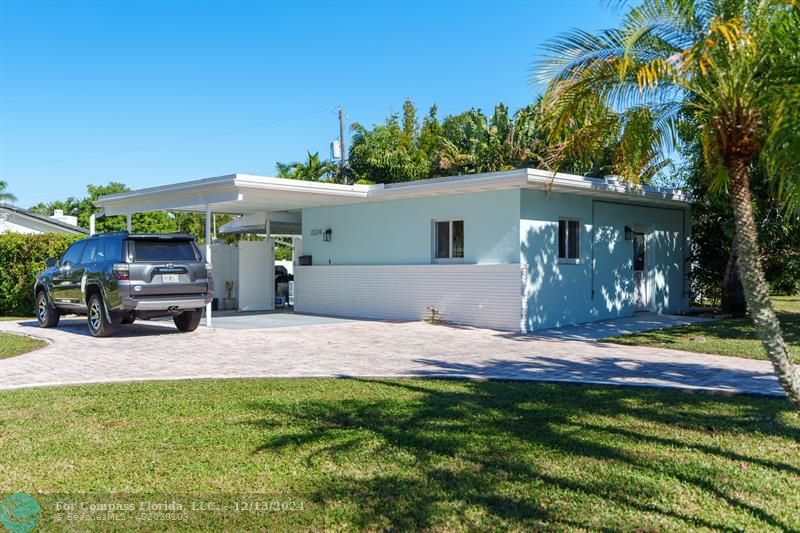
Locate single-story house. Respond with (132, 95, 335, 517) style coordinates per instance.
(93, 168, 691, 332)
(0, 205, 88, 235)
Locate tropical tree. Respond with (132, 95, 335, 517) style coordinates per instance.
(295, 98, 631, 184)
(276, 151, 338, 182)
(29, 182, 176, 234)
(29, 196, 81, 218)
(0, 180, 17, 203)
(349, 101, 431, 183)
(537, 0, 800, 405)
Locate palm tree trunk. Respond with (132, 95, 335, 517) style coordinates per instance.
(728, 158, 800, 407)
(721, 237, 747, 317)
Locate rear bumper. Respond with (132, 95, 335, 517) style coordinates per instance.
(120, 295, 212, 311)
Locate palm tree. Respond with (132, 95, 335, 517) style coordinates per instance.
(275, 152, 338, 182)
(0, 180, 17, 203)
(537, 0, 800, 406)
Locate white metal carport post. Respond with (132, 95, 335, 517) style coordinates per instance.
(205, 204, 212, 327)
(126, 214, 132, 232)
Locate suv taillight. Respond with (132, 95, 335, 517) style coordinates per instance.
(206, 263, 213, 277)
(113, 263, 130, 280)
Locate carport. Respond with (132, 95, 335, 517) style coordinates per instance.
(93, 174, 372, 326)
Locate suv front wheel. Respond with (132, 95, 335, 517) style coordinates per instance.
(173, 310, 202, 332)
(87, 293, 114, 337)
(36, 290, 60, 328)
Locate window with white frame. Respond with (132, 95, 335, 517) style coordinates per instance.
(434, 220, 464, 262)
(558, 219, 580, 262)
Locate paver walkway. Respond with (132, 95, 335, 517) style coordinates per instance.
(0, 317, 783, 397)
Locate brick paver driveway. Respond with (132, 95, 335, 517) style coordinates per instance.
(0, 316, 783, 396)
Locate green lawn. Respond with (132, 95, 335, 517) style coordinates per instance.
(0, 379, 797, 531)
(0, 332, 45, 359)
(0, 316, 29, 321)
(603, 296, 800, 361)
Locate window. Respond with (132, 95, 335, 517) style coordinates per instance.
(558, 219, 580, 262)
(80, 240, 99, 264)
(434, 220, 464, 262)
(633, 232, 645, 271)
(61, 241, 86, 266)
(102, 238, 123, 263)
(131, 239, 199, 262)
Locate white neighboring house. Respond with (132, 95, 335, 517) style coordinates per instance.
(0, 204, 88, 235)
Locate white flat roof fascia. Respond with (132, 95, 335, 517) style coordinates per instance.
(232, 174, 370, 197)
(94, 174, 368, 215)
(367, 169, 528, 200)
(95, 174, 238, 203)
(93, 169, 690, 216)
(525, 169, 691, 206)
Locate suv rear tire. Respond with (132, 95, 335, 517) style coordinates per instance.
(36, 291, 60, 328)
(87, 293, 114, 337)
(174, 310, 202, 332)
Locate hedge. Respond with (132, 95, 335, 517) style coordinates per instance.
(0, 233, 81, 316)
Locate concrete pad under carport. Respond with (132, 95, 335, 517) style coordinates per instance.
(200, 310, 363, 330)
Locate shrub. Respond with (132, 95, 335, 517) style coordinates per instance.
(0, 233, 81, 316)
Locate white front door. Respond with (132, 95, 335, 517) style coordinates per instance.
(633, 232, 648, 311)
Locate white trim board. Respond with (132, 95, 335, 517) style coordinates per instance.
(93, 169, 690, 217)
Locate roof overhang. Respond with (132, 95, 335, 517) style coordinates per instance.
(524, 169, 691, 207)
(218, 210, 302, 235)
(0, 204, 88, 234)
(94, 169, 690, 218)
(93, 174, 372, 216)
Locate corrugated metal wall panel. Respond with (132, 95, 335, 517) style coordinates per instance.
(294, 264, 524, 332)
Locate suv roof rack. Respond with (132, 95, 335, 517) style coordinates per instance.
(87, 231, 195, 240)
(91, 231, 129, 237)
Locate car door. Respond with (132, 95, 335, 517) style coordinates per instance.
(69, 239, 99, 306)
(51, 240, 87, 306)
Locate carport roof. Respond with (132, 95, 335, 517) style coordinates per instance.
(93, 169, 690, 216)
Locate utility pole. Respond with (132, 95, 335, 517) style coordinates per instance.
(338, 105, 347, 184)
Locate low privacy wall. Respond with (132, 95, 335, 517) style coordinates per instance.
(294, 264, 524, 332)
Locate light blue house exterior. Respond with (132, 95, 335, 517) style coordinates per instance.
(300, 170, 690, 331)
(94, 169, 690, 332)
(519, 188, 688, 330)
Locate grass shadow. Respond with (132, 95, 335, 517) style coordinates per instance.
(244, 378, 799, 530)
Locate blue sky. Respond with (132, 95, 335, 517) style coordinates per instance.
(0, 0, 621, 208)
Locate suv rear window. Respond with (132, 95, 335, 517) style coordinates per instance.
(130, 240, 199, 262)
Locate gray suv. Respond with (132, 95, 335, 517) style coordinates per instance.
(34, 232, 214, 337)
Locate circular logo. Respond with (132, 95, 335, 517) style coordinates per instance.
(0, 493, 41, 533)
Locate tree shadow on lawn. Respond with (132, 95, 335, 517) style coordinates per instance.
(669, 312, 800, 343)
(606, 311, 799, 349)
(409, 354, 783, 396)
(244, 379, 800, 531)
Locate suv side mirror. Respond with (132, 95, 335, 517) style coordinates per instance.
(45, 257, 57, 268)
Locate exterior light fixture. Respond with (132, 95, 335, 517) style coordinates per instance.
(323, 228, 332, 242)
(624, 226, 633, 241)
